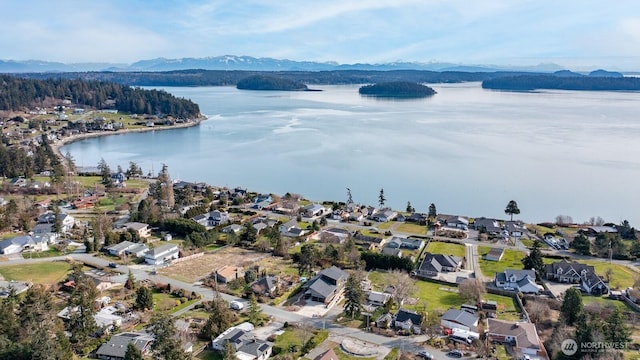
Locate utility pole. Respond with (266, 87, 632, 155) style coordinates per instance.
(609, 240, 613, 264)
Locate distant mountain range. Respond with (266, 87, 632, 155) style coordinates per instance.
(0, 55, 572, 73)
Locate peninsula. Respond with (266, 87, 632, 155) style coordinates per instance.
(358, 81, 437, 98)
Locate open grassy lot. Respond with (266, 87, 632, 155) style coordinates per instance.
(395, 222, 428, 235)
(425, 241, 466, 257)
(0, 261, 70, 284)
(152, 292, 199, 313)
(478, 247, 526, 278)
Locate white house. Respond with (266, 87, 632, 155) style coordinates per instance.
(495, 269, 541, 294)
(144, 244, 179, 265)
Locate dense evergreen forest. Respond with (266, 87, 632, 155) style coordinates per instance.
(482, 75, 640, 91)
(0, 75, 200, 117)
(358, 81, 436, 98)
(14, 69, 511, 87)
(236, 75, 308, 91)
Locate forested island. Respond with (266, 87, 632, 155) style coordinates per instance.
(482, 74, 640, 91)
(358, 81, 436, 98)
(236, 75, 309, 91)
(0, 75, 200, 118)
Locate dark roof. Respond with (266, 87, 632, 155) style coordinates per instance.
(95, 332, 153, 358)
(395, 308, 423, 324)
(442, 309, 478, 328)
(381, 247, 402, 257)
(419, 253, 462, 273)
(238, 339, 272, 357)
(485, 247, 504, 261)
(319, 266, 348, 282)
(252, 276, 278, 294)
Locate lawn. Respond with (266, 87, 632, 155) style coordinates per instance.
(0, 261, 70, 284)
(402, 279, 518, 319)
(152, 292, 198, 313)
(580, 260, 637, 290)
(477, 247, 526, 278)
(22, 248, 64, 259)
(395, 223, 428, 235)
(582, 296, 634, 312)
(425, 241, 466, 257)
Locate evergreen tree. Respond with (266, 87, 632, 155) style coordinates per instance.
(346, 187, 353, 204)
(240, 221, 258, 245)
(67, 274, 99, 353)
(378, 188, 386, 207)
(147, 312, 190, 360)
(297, 243, 318, 275)
(124, 342, 144, 360)
(344, 273, 364, 319)
(98, 158, 113, 189)
(606, 307, 631, 344)
(248, 294, 263, 326)
(135, 286, 154, 311)
(52, 204, 63, 234)
(199, 297, 233, 340)
(521, 240, 545, 276)
(560, 287, 583, 325)
(504, 200, 520, 221)
(125, 270, 137, 290)
(406, 201, 414, 213)
(571, 234, 591, 255)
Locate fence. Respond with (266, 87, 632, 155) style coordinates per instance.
(172, 252, 204, 264)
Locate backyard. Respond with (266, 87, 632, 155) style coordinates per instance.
(477, 247, 526, 277)
(425, 241, 466, 257)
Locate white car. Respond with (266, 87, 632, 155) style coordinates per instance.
(417, 351, 434, 359)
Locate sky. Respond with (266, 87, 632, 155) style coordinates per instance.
(1, 0, 639, 70)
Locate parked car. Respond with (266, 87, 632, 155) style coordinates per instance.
(417, 350, 434, 359)
(230, 301, 244, 311)
(447, 350, 463, 358)
(108, 262, 118, 268)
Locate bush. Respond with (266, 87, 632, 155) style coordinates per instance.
(180, 297, 188, 304)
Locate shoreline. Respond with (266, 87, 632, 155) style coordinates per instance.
(51, 116, 206, 159)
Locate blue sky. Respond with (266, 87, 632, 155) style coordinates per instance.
(2, 0, 639, 70)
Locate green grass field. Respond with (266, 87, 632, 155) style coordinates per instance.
(0, 261, 70, 284)
(478, 247, 527, 278)
(395, 222, 428, 235)
(425, 241, 466, 257)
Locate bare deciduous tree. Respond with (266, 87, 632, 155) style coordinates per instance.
(526, 300, 550, 324)
(458, 279, 486, 304)
(389, 270, 416, 306)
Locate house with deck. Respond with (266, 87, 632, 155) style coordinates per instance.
(302, 266, 348, 308)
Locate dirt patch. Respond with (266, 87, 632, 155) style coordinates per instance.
(159, 247, 271, 283)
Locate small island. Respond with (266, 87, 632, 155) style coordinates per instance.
(358, 81, 436, 98)
(236, 75, 309, 91)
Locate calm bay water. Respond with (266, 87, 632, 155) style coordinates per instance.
(62, 83, 640, 225)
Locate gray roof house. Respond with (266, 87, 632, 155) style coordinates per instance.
(385, 236, 425, 250)
(544, 260, 609, 295)
(144, 244, 179, 265)
(95, 332, 154, 360)
(302, 266, 348, 307)
(211, 323, 273, 360)
(417, 253, 463, 277)
(251, 276, 279, 297)
(495, 269, 540, 294)
(474, 217, 502, 235)
(441, 309, 479, 332)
